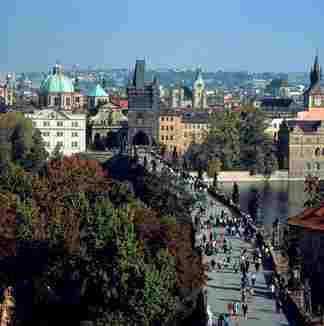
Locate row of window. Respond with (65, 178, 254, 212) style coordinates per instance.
(42, 132, 79, 137)
(160, 116, 174, 122)
(161, 126, 174, 131)
(184, 124, 208, 129)
(161, 135, 174, 141)
(34, 121, 80, 127)
(314, 148, 324, 156)
(184, 132, 204, 139)
(44, 141, 79, 148)
(306, 162, 322, 170)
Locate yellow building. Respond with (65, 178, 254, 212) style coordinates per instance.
(159, 109, 210, 155)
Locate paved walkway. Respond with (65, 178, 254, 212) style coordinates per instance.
(193, 193, 289, 326)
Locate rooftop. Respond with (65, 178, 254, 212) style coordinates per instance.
(285, 119, 322, 132)
(288, 201, 324, 232)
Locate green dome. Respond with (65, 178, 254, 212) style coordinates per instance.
(88, 84, 108, 97)
(40, 73, 74, 94)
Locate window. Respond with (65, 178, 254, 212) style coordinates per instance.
(45, 142, 50, 147)
(161, 136, 164, 141)
(54, 97, 60, 106)
(166, 126, 168, 131)
(315, 148, 321, 156)
(170, 117, 174, 121)
(161, 126, 164, 130)
(165, 136, 168, 141)
(43, 121, 50, 127)
(184, 132, 187, 138)
(166, 117, 169, 121)
(56, 132, 63, 137)
(57, 121, 63, 127)
(197, 124, 201, 129)
(316, 162, 321, 170)
(72, 122, 79, 127)
(170, 136, 174, 141)
(170, 126, 174, 131)
(307, 162, 312, 170)
(161, 117, 164, 121)
(71, 142, 78, 148)
(42, 132, 50, 137)
(57, 141, 63, 147)
(75, 97, 80, 103)
(32, 121, 37, 127)
(66, 98, 71, 106)
(72, 132, 78, 137)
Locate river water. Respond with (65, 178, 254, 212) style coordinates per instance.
(219, 181, 306, 226)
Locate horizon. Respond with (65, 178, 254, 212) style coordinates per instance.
(3, 0, 324, 73)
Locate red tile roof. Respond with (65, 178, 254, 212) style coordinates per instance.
(288, 201, 324, 232)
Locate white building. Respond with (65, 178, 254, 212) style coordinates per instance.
(24, 108, 86, 156)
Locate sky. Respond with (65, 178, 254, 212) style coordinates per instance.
(2, 0, 324, 73)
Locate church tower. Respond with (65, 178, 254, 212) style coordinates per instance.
(192, 68, 207, 109)
(127, 60, 160, 151)
(304, 54, 324, 109)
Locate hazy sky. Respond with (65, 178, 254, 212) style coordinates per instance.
(2, 0, 324, 72)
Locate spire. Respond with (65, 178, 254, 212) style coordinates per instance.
(132, 59, 145, 88)
(310, 52, 321, 85)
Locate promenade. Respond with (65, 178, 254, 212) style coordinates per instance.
(193, 194, 289, 326)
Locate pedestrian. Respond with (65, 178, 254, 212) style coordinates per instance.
(270, 283, 275, 299)
(242, 302, 248, 319)
(251, 273, 256, 287)
(211, 259, 216, 271)
(245, 259, 250, 273)
(241, 289, 246, 303)
(235, 302, 240, 316)
(255, 260, 260, 273)
(218, 313, 224, 326)
(224, 313, 230, 326)
(275, 298, 281, 313)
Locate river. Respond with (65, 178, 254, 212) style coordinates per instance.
(219, 181, 306, 226)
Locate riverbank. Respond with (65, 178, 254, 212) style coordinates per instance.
(190, 170, 305, 182)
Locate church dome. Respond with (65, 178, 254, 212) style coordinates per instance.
(40, 64, 74, 94)
(88, 84, 108, 97)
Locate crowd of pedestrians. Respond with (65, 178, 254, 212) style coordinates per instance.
(193, 195, 285, 326)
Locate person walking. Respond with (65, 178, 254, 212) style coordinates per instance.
(211, 259, 216, 271)
(242, 302, 248, 320)
(251, 272, 256, 287)
(218, 313, 224, 326)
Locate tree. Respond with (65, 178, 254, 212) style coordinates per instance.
(11, 123, 28, 162)
(304, 175, 322, 208)
(51, 143, 63, 161)
(26, 129, 49, 172)
(207, 158, 222, 178)
(0, 141, 11, 175)
(232, 182, 240, 205)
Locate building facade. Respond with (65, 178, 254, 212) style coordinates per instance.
(288, 204, 324, 307)
(127, 60, 160, 149)
(24, 108, 86, 156)
(39, 64, 87, 111)
(278, 120, 324, 178)
(159, 109, 210, 155)
(298, 55, 324, 120)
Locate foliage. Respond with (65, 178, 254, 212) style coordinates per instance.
(186, 106, 278, 177)
(0, 154, 196, 326)
(207, 158, 222, 178)
(51, 143, 64, 161)
(304, 175, 322, 208)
